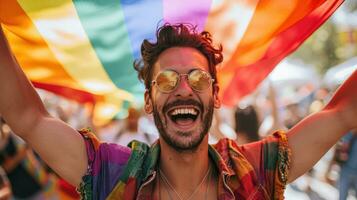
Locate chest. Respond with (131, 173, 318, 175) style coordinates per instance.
(134, 172, 270, 200)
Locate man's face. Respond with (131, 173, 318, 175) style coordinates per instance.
(144, 47, 220, 151)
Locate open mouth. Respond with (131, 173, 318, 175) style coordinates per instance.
(168, 107, 200, 126)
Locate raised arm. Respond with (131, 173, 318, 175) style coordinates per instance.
(0, 26, 87, 186)
(287, 69, 357, 182)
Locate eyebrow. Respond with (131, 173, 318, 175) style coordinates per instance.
(160, 67, 207, 73)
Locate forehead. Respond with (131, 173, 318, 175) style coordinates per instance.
(152, 47, 209, 76)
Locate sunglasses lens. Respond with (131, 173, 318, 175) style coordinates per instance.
(189, 70, 212, 91)
(156, 70, 179, 92)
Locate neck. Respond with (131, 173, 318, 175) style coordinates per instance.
(159, 135, 210, 194)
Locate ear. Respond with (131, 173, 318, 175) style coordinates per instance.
(144, 90, 153, 114)
(213, 84, 221, 109)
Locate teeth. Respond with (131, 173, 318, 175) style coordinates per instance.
(171, 108, 197, 116)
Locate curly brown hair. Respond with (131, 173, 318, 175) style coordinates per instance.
(133, 23, 223, 90)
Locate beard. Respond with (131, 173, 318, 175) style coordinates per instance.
(153, 99, 214, 152)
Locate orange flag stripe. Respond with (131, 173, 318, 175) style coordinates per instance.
(1, 0, 87, 92)
(226, 0, 326, 69)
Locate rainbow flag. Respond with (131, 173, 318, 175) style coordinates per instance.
(0, 0, 344, 121)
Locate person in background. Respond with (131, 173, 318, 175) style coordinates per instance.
(284, 102, 304, 130)
(0, 118, 58, 200)
(325, 130, 357, 200)
(114, 107, 157, 146)
(338, 130, 357, 199)
(99, 107, 158, 146)
(234, 105, 260, 145)
(0, 166, 11, 200)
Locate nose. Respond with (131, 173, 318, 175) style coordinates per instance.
(174, 75, 193, 97)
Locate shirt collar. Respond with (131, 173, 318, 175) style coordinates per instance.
(139, 140, 235, 182)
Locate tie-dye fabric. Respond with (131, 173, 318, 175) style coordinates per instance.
(77, 129, 290, 200)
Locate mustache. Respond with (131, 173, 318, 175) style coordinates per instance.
(163, 99, 203, 114)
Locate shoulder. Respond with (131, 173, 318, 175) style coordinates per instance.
(79, 128, 132, 162)
(213, 132, 291, 199)
(77, 128, 133, 199)
(213, 131, 291, 181)
(78, 128, 132, 177)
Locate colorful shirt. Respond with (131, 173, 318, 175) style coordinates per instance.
(77, 129, 291, 200)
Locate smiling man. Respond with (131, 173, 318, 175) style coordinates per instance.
(147, 47, 218, 150)
(0, 23, 357, 200)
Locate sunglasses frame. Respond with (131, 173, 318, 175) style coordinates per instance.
(151, 69, 215, 93)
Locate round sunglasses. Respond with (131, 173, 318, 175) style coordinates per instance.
(151, 69, 214, 93)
